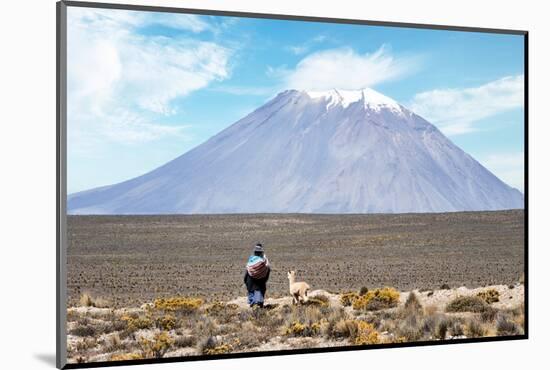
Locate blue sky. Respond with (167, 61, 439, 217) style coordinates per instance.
(67, 7, 525, 194)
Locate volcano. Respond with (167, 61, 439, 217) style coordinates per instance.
(68, 88, 524, 214)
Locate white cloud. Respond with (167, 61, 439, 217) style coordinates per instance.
(478, 152, 524, 192)
(210, 85, 274, 96)
(286, 35, 328, 55)
(408, 75, 524, 136)
(278, 46, 419, 91)
(288, 45, 309, 55)
(71, 7, 211, 33)
(67, 7, 232, 144)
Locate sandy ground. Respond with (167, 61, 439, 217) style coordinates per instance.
(67, 211, 524, 307)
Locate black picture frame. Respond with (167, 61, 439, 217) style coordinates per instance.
(56, 1, 529, 368)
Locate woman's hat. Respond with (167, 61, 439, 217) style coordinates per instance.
(254, 243, 264, 253)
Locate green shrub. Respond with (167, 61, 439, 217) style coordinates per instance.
(69, 325, 96, 337)
(445, 296, 489, 313)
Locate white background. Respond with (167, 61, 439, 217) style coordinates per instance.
(0, 0, 547, 368)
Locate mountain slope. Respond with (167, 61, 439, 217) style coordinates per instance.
(68, 88, 524, 214)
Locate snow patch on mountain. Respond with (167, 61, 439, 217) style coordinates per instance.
(305, 88, 403, 113)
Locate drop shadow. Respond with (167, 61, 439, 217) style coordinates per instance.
(34, 353, 57, 367)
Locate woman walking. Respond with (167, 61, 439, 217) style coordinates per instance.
(243, 243, 270, 307)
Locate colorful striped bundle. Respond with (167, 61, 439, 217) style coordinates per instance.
(246, 255, 269, 279)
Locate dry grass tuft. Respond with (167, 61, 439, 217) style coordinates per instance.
(496, 314, 521, 336)
(466, 318, 486, 338)
(78, 293, 111, 308)
(331, 319, 359, 339)
(79, 293, 94, 307)
(174, 335, 196, 348)
(396, 313, 423, 341)
(75, 337, 97, 351)
(424, 304, 438, 316)
(404, 292, 423, 312)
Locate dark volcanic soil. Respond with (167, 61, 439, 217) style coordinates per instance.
(66, 210, 524, 307)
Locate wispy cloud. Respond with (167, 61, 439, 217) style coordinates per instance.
(408, 75, 524, 136)
(286, 35, 328, 55)
(73, 7, 212, 33)
(67, 7, 232, 145)
(275, 45, 420, 91)
(210, 85, 275, 96)
(478, 152, 524, 192)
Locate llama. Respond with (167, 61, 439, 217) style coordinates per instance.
(287, 270, 310, 304)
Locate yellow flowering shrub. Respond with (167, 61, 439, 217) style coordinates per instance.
(352, 287, 400, 311)
(153, 297, 203, 312)
(204, 344, 232, 355)
(354, 321, 380, 345)
(340, 292, 360, 307)
(122, 315, 153, 331)
(139, 331, 174, 358)
(477, 289, 500, 304)
(156, 314, 176, 331)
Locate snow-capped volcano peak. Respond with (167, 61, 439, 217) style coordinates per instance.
(304, 87, 402, 112)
